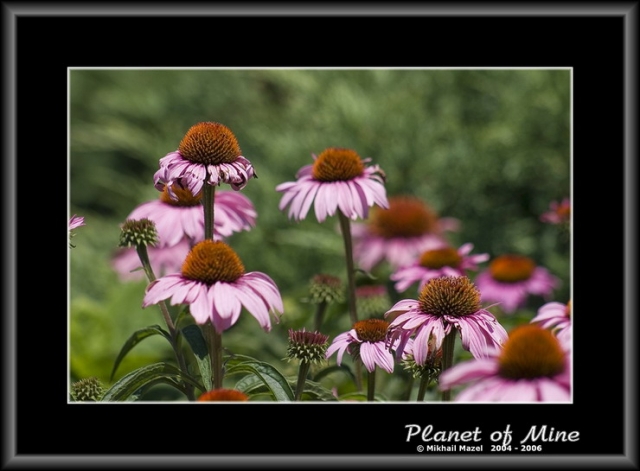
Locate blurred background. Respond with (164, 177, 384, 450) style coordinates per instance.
(69, 68, 570, 400)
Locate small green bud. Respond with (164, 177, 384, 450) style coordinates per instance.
(118, 218, 158, 248)
(70, 377, 104, 402)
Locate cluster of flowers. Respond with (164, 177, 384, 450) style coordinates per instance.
(70, 121, 571, 402)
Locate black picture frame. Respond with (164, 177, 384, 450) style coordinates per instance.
(3, 3, 635, 469)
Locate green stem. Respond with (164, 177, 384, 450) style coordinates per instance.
(203, 323, 224, 389)
(337, 211, 363, 391)
(294, 361, 311, 401)
(337, 211, 358, 325)
(440, 329, 457, 402)
(136, 244, 195, 401)
(367, 367, 376, 402)
(203, 183, 215, 240)
(313, 301, 328, 332)
(417, 374, 433, 402)
(201, 183, 225, 390)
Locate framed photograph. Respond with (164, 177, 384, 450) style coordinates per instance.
(4, 3, 634, 469)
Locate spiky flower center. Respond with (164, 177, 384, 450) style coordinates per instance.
(160, 184, 202, 207)
(311, 147, 365, 182)
(178, 122, 241, 165)
(118, 218, 158, 248)
(353, 318, 389, 343)
(287, 329, 329, 364)
(498, 325, 565, 380)
(565, 300, 572, 319)
(418, 276, 481, 318)
(369, 196, 439, 239)
(419, 247, 462, 269)
(489, 254, 536, 283)
(197, 388, 249, 402)
(181, 240, 245, 284)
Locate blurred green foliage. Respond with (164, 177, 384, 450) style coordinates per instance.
(69, 69, 570, 399)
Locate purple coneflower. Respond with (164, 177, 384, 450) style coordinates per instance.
(530, 300, 571, 349)
(540, 197, 571, 225)
(276, 147, 388, 326)
(474, 254, 560, 314)
(351, 195, 460, 272)
(142, 239, 283, 333)
(153, 122, 256, 198)
(327, 318, 395, 374)
(386, 276, 507, 370)
(391, 243, 489, 293)
(129, 184, 256, 246)
(69, 214, 85, 231)
(275, 147, 388, 223)
(326, 318, 396, 401)
(439, 324, 571, 402)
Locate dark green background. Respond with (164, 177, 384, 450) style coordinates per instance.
(69, 68, 571, 399)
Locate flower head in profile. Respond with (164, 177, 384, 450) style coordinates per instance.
(287, 328, 330, 365)
(197, 388, 249, 402)
(154, 122, 256, 198)
(530, 300, 571, 348)
(129, 184, 256, 247)
(326, 318, 396, 373)
(391, 243, 489, 293)
(351, 195, 460, 272)
(474, 254, 560, 314)
(540, 197, 570, 225)
(69, 214, 85, 248)
(142, 240, 283, 333)
(438, 324, 571, 402)
(385, 276, 508, 365)
(275, 147, 388, 223)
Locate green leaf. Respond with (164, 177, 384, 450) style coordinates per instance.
(296, 378, 339, 401)
(101, 362, 204, 401)
(225, 355, 294, 402)
(181, 324, 212, 392)
(312, 364, 356, 384)
(110, 325, 172, 382)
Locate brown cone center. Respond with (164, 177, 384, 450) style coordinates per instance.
(489, 254, 536, 283)
(369, 196, 439, 239)
(311, 147, 365, 182)
(181, 240, 245, 284)
(498, 325, 566, 380)
(418, 276, 481, 318)
(178, 122, 241, 165)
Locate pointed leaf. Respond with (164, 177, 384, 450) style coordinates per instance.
(312, 364, 356, 383)
(110, 325, 172, 381)
(297, 379, 340, 401)
(181, 324, 212, 392)
(101, 362, 204, 401)
(225, 356, 294, 401)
